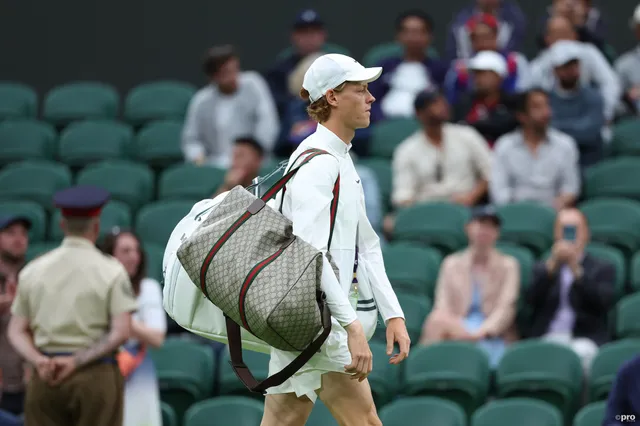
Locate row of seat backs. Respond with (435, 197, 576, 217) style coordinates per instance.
(152, 337, 636, 425)
(0, 81, 195, 126)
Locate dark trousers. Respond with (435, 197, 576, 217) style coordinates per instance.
(0, 391, 25, 415)
(24, 363, 123, 426)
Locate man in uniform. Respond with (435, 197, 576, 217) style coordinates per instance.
(8, 185, 138, 426)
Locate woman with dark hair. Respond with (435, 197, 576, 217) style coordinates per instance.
(100, 229, 166, 426)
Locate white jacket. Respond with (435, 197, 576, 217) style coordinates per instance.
(276, 124, 404, 335)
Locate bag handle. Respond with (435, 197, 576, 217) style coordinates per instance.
(225, 289, 332, 394)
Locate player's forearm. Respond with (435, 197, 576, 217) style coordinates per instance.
(8, 328, 43, 365)
(73, 329, 129, 367)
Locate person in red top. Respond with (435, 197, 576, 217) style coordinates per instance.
(452, 51, 518, 147)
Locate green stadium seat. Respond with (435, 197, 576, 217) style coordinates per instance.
(584, 242, 626, 300)
(497, 202, 555, 256)
(403, 342, 490, 416)
(616, 293, 640, 338)
(276, 43, 350, 62)
(0, 120, 57, 166)
(160, 401, 178, 426)
(0, 201, 46, 242)
(369, 118, 420, 159)
(580, 198, 640, 256)
(368, 341, 401, 407)
(306, 401, 338, 426)
(362, 42, 439, 67)
(43, 82, 119, 126)
(149, 339, 215, 422)
(124, 80, 196, 125)
(379, 397, 466, 426)
(26, 241, 59, 262)
(393, 202, 470, 253)
(57, 120, 133, 167)
(49, 200, 132, 242)
(159, 164, 226, 200)
(357, 158, 392, 213)
(144, 243, 165, 283)
(583, 158, 640, 201)
(0, 161, 72, 209)
(572, 401, 606, 426)
(610, 119, 640, 157)
(218, 349, 270, 397)
(383, 243, 442, 297)
(135, 200, 194, 247)
(589, 339, 640, 401)
(183, 396, 263, 426)
(630, 251, 640, 292)
(76, 161, 154, 212)
(472, 398, 563, 426)
(496, 340, 583, 419)
(0, 82, 37, 120)
(134, 120, 184, 168)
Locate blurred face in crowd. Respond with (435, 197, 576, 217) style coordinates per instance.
(397, 16, 431, 55)
(477, 0, 501, 12)
(473, 70, 503, 96)
(466, 218, 500, 249)
(0, 223, 29, 264)
(554, 208, 589, 253)
(231, 142, 263, 181)
(213, 57, 240, 94)
(518, 91, 552, 131)
(634, 23, 640, 41)
(471, 23, 498, 52)
(554, 59, 581, 90)
(292, 25, 326, 57)
(112, 232, 141, 278)
(546, 16, 577, 46)
(327, 82, 375, 129)
(417, 95, 450, 125)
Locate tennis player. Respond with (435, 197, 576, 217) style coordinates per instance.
(261, 54, 410, 426)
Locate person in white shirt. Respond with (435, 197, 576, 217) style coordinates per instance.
(262, 54, 409, 426)
(181, 45, 280, 168)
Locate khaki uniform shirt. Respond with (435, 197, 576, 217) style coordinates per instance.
(11, 237, 138, 353)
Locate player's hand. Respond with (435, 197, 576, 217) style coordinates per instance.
(344, 320, 373, 382)
(34, 355, 54, 383)
(386, 317, 410, 365)
(50, 356, 77, 386)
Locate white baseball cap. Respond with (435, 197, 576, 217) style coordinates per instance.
(302, 54, 382, 102)
(468, 50, 508, 77)
(550, 40, 582, 67)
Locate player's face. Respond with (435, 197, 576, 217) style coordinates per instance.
(0, 223, 29, 261)
(113, 233, 141, 278)
(332, 82, 375, 130)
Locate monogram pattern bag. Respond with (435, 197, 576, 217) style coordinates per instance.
(176, 148, 339, 394)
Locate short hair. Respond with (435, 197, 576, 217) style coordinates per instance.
(514, 88, 548, 115)
(202, 45, 237, 76)
(235, 137, 264, 157)
(63, 217, 96, 236)
(299, 82, 347, 123)
(395, 9, 434, 33)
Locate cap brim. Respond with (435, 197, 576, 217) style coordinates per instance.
(345, 67, 383, 84)
(0, 216, 32, 231)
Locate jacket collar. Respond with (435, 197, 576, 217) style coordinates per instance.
(313, 124, 352, 158)
(62, 236, 97, 249)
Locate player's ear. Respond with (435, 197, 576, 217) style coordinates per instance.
(325, 89, 339, 107)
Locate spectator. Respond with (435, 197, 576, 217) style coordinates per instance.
(524, 208, 615, 372)
(538, 0, 607, 54)
(368, 10, 447, 122)
(530, 17, 620, 122)
(214, 137, 265, 196)
(603, 355, 640, 425)
(182, 45, 279, 168)
(266, 9, 328, 117)
(491, 89, 581, 209)
(420, 206, 519, 367)
(391, 89, 492, 209)
(614, 4, 640, 115)
(100, 230, 167, 426)
(0, 215, 30, 421)
(445, 13, 530, 104)
(446, 0, 526, 60)
(548, 47, 605, 168)
(452, 51, 518, 146)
